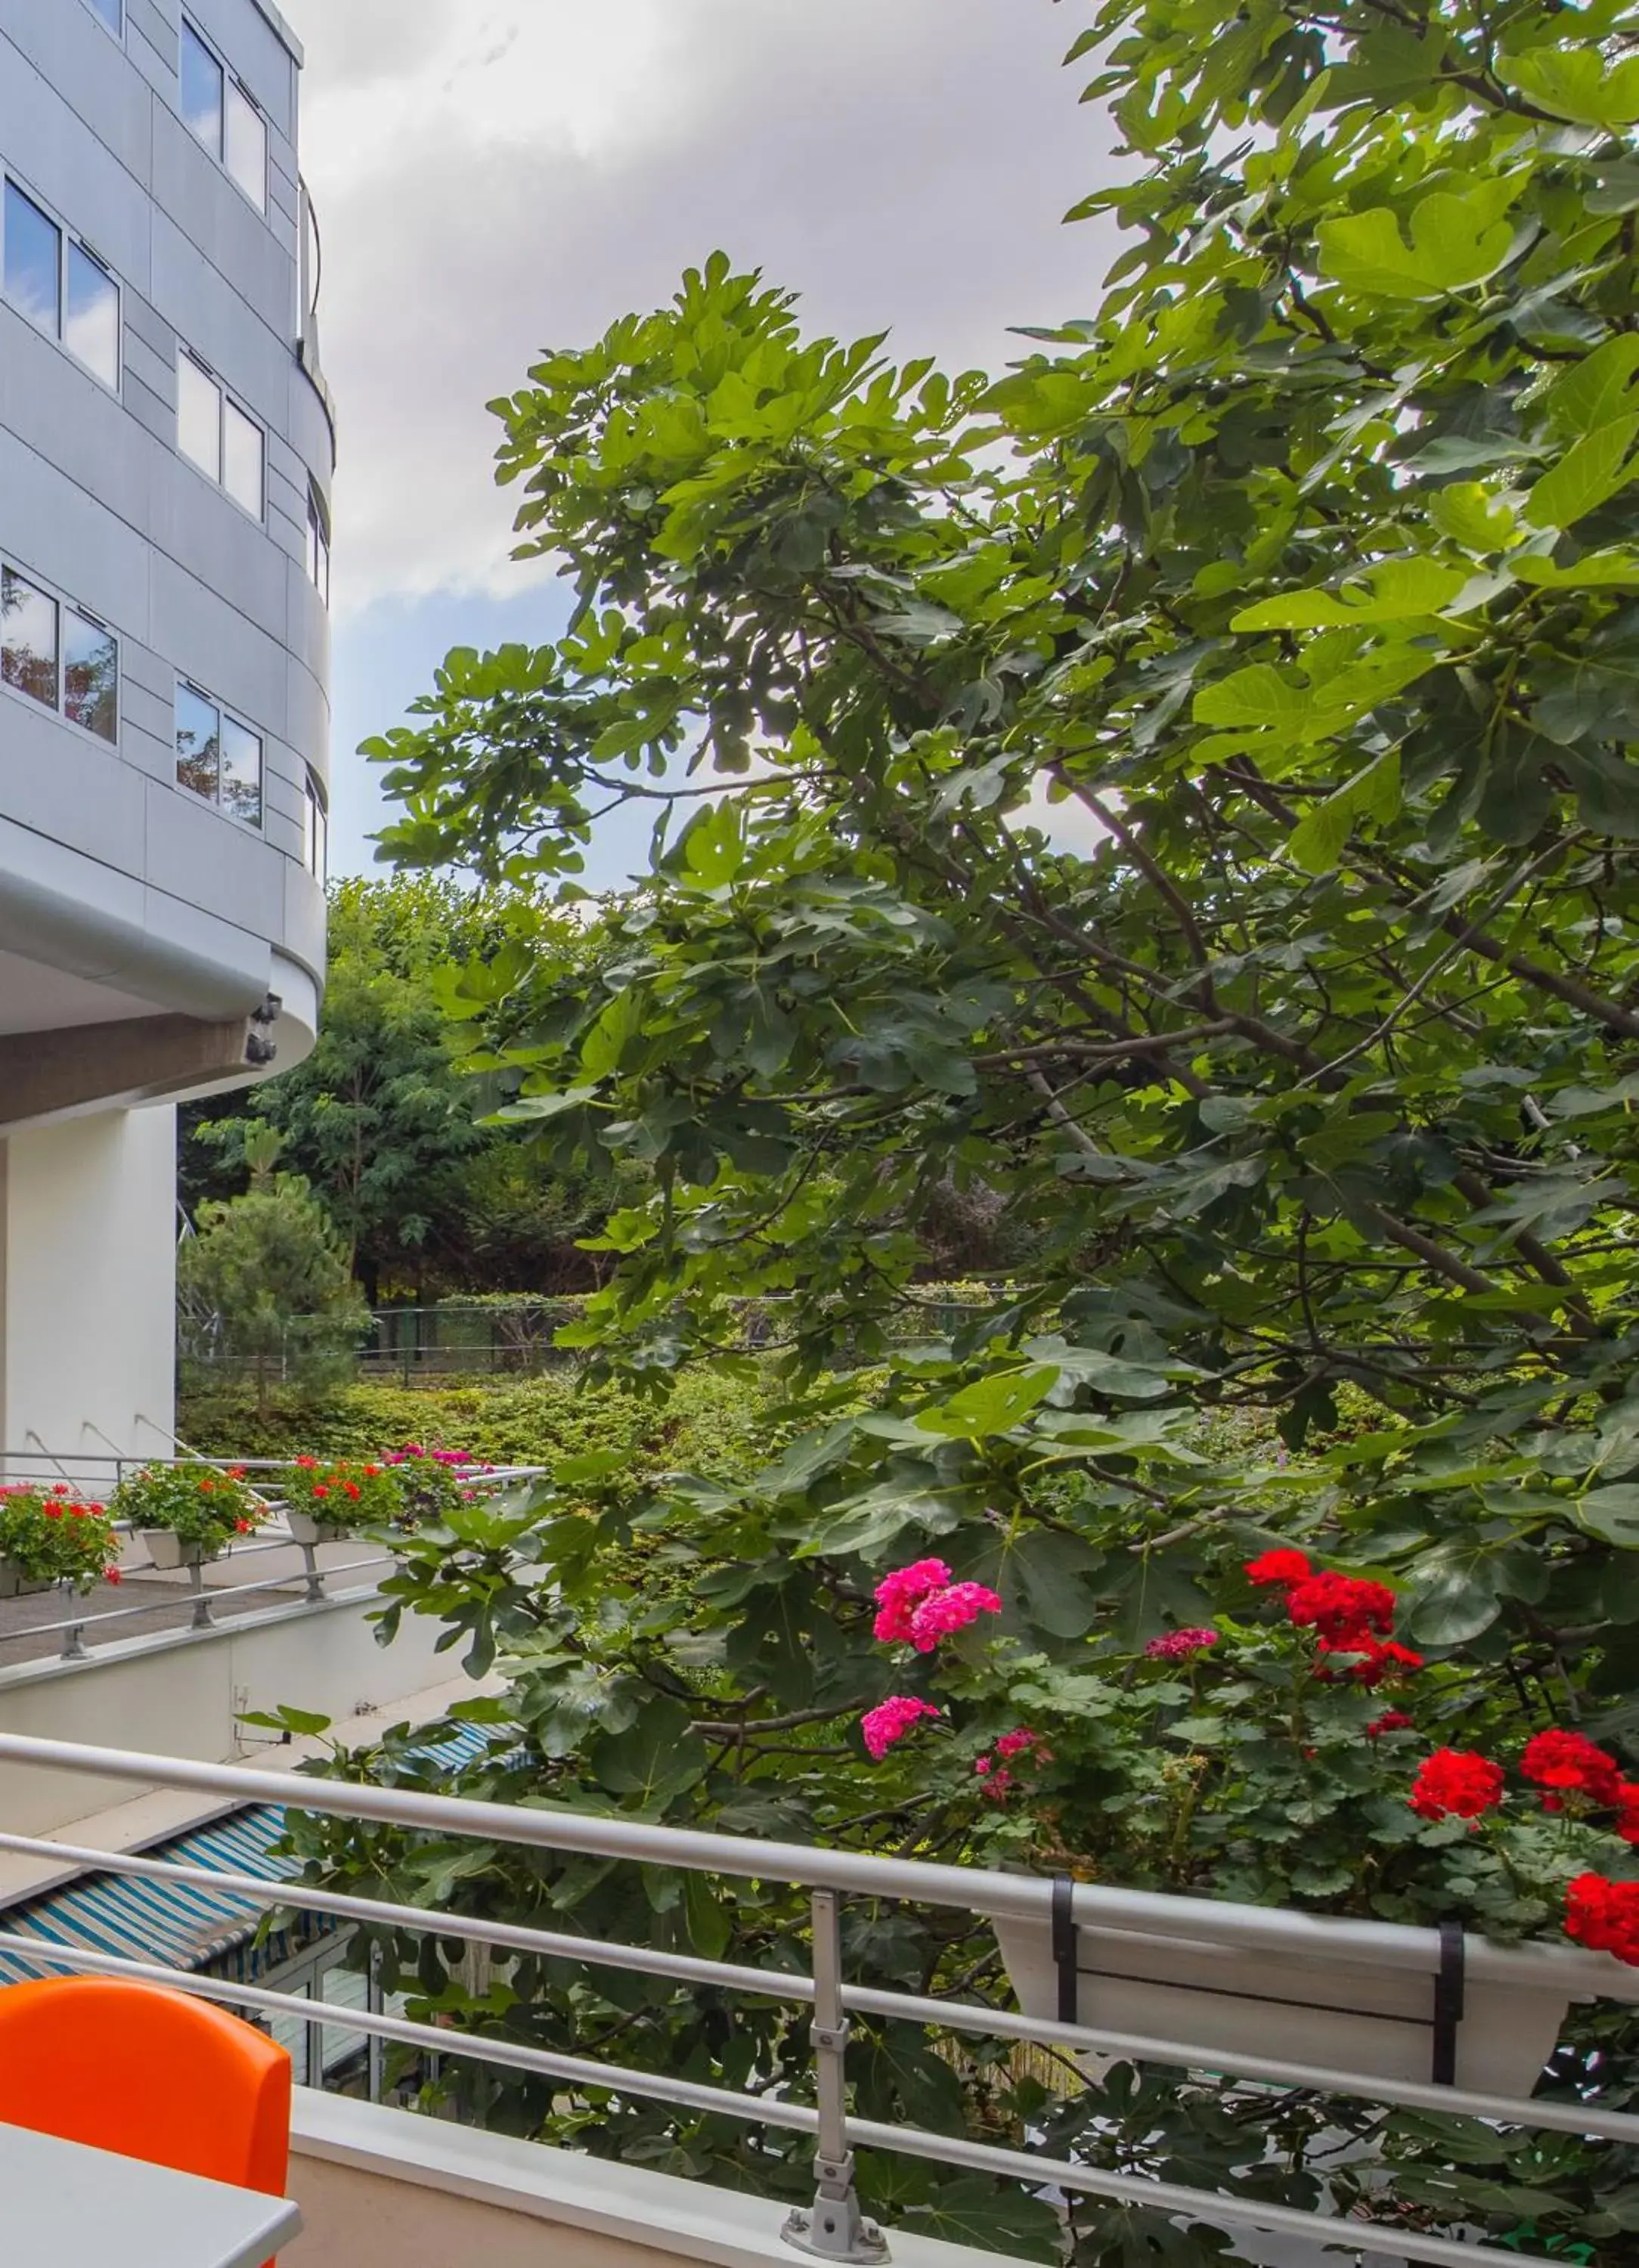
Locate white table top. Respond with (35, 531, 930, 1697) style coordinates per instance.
(0, 2119, 302, 2266)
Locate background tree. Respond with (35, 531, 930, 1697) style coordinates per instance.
(178, 1128, 369, 1410)
(293, 2, 1639, 2258)
(187, 877, 605, 1302)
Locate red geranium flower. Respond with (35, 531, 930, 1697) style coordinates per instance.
(1409, 1748, 1505, 1823)
(1522, 1730, 1625, 1808)
(105, 1568, 122, 1586)
(1368, 1710, 1414, 1740)
(1286, 1571, 1397, 1649)
(1318, 1636, 1424, 1687)
(1619, 1786, 1639, 1846)
(1566, 1874, 1639, 1966)
(1245, 1549, 1311, 1589)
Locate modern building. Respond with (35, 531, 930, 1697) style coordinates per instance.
(0, 0, 331, 1467)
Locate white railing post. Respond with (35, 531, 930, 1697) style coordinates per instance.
(783, 1889, 888, 2265)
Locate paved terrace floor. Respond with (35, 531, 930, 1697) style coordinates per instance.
(0, 1544, 393, 1671)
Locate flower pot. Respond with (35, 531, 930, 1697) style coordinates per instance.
(0, 1560, 54, 1599)
(991, 1902, 1572, 2099)
(286, 1510, 346, 1547)
(141, 1529, 207, 1571)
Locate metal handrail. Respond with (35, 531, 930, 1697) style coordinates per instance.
(0, 1823, 1634, 2151)
(0, 1461, 547, 1664)
(0, 1734, 1627, 2268)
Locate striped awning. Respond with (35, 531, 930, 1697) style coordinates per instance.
(0, 1807, 322, 1988)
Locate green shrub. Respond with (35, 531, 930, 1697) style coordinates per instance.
(179, 1369, 805, 1494)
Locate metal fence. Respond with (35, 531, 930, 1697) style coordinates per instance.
(181, 1293, 1017, 1387)
(0, 1731, 1632, 2267)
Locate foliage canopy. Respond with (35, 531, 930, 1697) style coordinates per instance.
(318, 0, 1639, 2257)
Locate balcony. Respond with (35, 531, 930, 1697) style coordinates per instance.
(0, 1456, 539, 1850)
(0, 1732, 1632, 2268)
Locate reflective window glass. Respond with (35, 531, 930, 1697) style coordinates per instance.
(1, 569, 58, 709)
(4, 183, 60, 338)
(176, 683, 221, 801)
(65, 242, 119, 388)
(223, 397, 264, 518)
(64, 612, 118, 743)
(178, 352, 221, 480)
(225, 81, 268, 212)
(221, 715, 262, 826)
(307, 493, 330, 606)
(304, 773, 328, 879)
(181, 23, 224, 156)
(88, 0, 122, 31)
(268, 1983, 311, 2090)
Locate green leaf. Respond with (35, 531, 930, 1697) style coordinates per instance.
(1287, 750, 1402, 874)
(590, 1699, 708, 1805)
(1545, 336, 1639, 441)
(1232, 559, 1470, 630)
(916, 1367, 1060, 1440)
(899, 2178, 1061, 2263)
(580, 989, 646, 1079)
(1576, 1486, 1639, 1548)
(1317, 180, 1524, 299)
(1524, 415, 1639, 531)
(1427, 485, 1519, 555)
(681, 1870, 733, 1960)
(1498, 45, 1639, 131)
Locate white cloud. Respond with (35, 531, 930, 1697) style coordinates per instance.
(280, 0, 1123, 615)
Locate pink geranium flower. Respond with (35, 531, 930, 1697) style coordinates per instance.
(1145, 1627, 1219, 1661)
(872, 1559, 955, 1644)
(862, 1696, 942, 1761)
(906, 1581, 1002, 1651)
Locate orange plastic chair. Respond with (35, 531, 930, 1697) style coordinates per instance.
(0, 1976, 292, 2251)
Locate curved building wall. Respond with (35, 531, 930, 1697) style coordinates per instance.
(0, 0, 330, 1095)
(0, 0, 331, 1464)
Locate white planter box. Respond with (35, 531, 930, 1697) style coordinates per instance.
(993, 1903, 1572, 2098)
(0, 1561, 54, 1599)
(287, 1511, 347, 1547)
(141, 1528, 208, 1571)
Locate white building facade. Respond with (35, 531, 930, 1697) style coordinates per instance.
(0, 0, 330, 1464)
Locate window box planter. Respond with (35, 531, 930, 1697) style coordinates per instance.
(110, 1464, 265, 1572)
(0, 1560, 55, 1599)
(286, 1510, 345, 1548)
(140, 1529, 209, 1571)
(989, 1890, 1611, 2099)
(279, 1458, 405, 1547)
(0, 1489, 121, 1596)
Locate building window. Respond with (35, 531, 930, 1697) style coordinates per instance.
(85, 0, 122, 34)
(0, 564, 119, 745)
(306, 489, 330, 606)
(302, 771, 328, 881)
(176, 683, 262, 826)
(181, 20, 267, 214)
(64, 610, 119, 742)
(1, 180, 121, 389)
(177, 351, 265, 518)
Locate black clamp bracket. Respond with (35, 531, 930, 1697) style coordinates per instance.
(1052, 1875, 1080, 2027)
(1432, 1917, 1466, 2086)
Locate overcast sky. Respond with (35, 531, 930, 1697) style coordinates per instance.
(277, 0, 1120, 878)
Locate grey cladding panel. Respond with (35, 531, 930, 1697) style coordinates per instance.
(127, 0, 180, 72)
(0, 0, 329, 1010)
